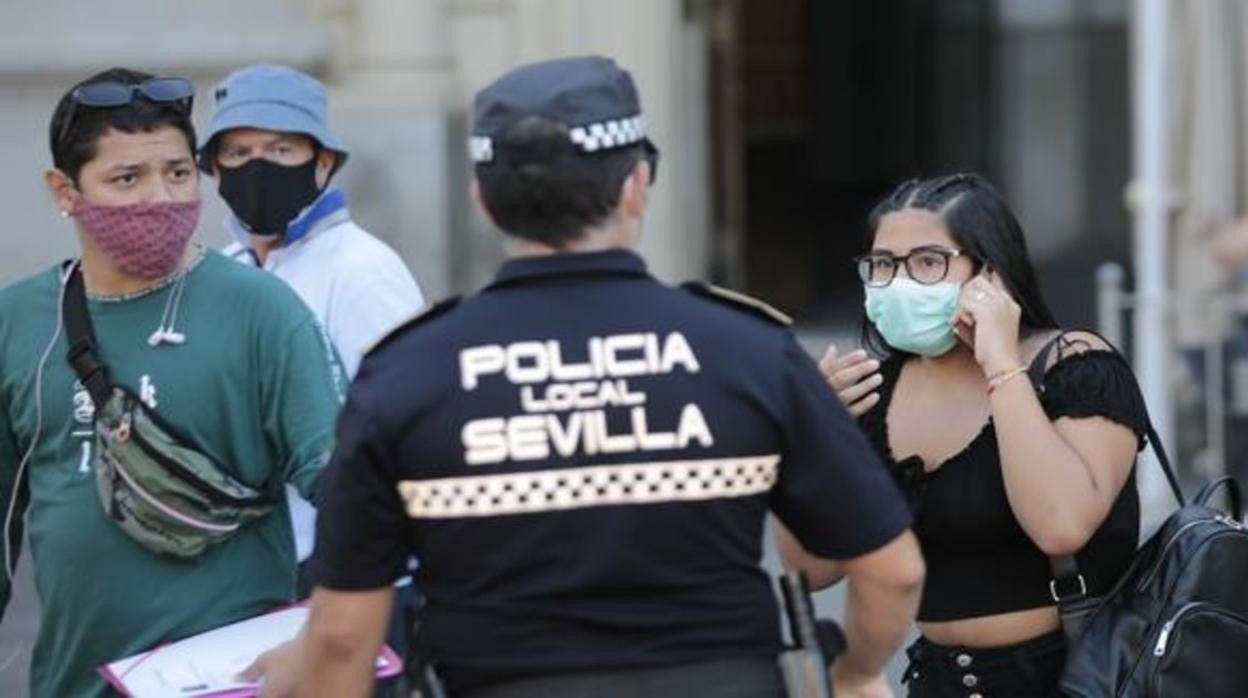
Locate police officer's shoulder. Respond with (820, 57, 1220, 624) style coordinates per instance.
(363, 296, 463, 359)
(681, 281, 792, 327)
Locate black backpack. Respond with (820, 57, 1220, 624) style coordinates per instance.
(1029, 336, 1248, 697)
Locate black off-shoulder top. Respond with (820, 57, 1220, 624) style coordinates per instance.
(859, 340, 1146, 621)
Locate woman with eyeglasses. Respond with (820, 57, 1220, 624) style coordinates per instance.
(777, 174, 1148, 697)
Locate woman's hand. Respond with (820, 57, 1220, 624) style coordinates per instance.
(955, 272, 1022, 377)
(819, 345, 883, 418)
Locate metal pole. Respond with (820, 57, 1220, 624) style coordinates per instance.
(1131, 0, 1174, 531)
(709, 0, 747, 289)
(1205, 295, 1226, 479)
(1097, 262, 1127, 349)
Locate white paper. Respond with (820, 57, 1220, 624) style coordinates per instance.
(105, 606, 311, 697)
(105, 605, 398, 697)
(111, 605, 399, 697)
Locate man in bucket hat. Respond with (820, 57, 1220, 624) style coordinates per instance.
(200, 65, 425, 695)
(200, 64, 424, 380)
(200, 63, 424, 565)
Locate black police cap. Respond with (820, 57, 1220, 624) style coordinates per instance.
(469, 55, 659, 178)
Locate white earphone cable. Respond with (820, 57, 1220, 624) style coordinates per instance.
(4, 261, 76, 583)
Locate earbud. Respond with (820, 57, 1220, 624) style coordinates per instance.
(147, 328, 185, 347)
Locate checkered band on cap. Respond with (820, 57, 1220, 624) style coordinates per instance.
(469, 114, 646, 164)
(396, 455, 780, 519)
(569, 115, 645, 153)
(468, 136, 494, 164)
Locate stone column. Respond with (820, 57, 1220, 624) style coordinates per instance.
(520, 0, 711, 283)
(443, 0, 712, 286)
(327, 0, 456, 298)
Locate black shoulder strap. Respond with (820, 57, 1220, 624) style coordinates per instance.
(1026, 331, 1065, 392)
(61, 265, 112, 407)
(1034, 329, 1186, 633)
(60, 263, 278, 495)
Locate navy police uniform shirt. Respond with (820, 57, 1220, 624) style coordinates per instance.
(310, 248, 912, 693)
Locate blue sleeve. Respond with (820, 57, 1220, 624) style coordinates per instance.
(769, 337, 913, 559)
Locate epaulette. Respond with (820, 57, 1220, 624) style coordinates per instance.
(363, 296, 462, 358)
(681, 281, 792, 326)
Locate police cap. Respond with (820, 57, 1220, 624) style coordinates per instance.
(469, 55, 659, 181)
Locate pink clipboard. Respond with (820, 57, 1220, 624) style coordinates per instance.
(98, 605, 403, 697)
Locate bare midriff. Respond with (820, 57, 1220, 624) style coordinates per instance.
(919, 605, 1059, 648)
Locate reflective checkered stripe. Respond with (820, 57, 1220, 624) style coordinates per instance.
(469, 114, 646, 163)
(568, 115, 645, 153)
(468, 136, 493, 164)
(397, 455, 780, 519)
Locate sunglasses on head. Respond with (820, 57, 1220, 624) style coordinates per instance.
(56, 77, 195, 150)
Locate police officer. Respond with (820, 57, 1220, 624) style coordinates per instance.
(249, 56, 924, 698)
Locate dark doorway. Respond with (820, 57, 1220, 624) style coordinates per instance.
(708, 0, 1132, 334)
(710, 0, 999, 325)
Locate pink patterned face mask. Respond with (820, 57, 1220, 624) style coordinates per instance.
(71, 198, 200, 279)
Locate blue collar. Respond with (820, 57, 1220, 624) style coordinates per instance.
(227, 187, 350, 250)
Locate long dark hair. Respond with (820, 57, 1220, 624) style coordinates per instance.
(860, 173, 1060, 357)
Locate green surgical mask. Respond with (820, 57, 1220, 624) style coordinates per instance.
(865, 279, 961, 356)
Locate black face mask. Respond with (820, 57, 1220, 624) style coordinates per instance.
(217, 158, 322, 237)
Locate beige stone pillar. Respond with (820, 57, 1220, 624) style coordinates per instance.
(517, 0, 709, 283)
(321, 0, 456, 296)
(347, 0, 451, 106)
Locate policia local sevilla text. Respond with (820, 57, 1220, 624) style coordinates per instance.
(459, 332, 715, 465)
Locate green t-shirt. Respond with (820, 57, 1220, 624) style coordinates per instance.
(0, 250, 345, 697)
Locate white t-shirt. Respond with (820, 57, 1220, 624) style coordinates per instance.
(225, 210, 424, 561)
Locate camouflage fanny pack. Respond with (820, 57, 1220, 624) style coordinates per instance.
(62, 264, 276, 558)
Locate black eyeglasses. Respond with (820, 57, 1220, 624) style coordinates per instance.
(56, 77, 195, 150)
(854, 245, 969, 287)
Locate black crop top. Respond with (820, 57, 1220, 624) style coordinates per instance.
(859, 341, 1146, 622)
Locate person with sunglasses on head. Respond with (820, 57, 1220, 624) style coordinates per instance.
(0, 67, 344, 697)
(779, 174, 1150, 697)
